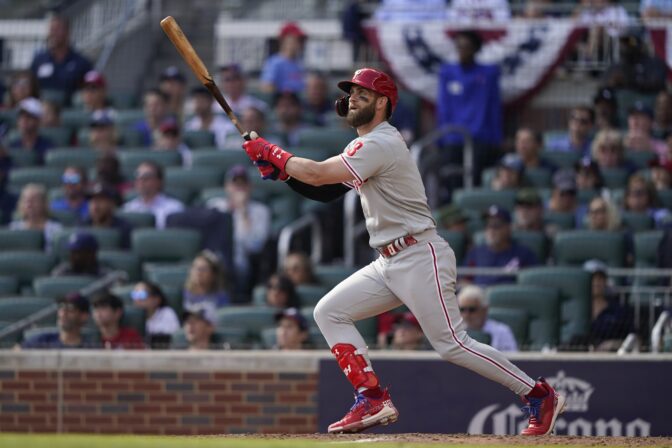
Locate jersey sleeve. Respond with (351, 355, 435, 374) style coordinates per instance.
(339, 139, 388, 183)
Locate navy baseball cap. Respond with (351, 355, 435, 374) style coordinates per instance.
(628, 101, 653, 119)
(89, 182, 121, 205)
(498, 154, 524, 174)
(226, 164, 249, 182)
(594, 87, 616, 105)
(160, 66, 186, 83)
(275, 307, 308, 331)
(58, 292, 90, 313)
(553, 169, 577, 192)
(68, 232, 99, 251)
(183, 303, 217, 326)
(89, 109, 116, 127)
(483, 205, 511, 224)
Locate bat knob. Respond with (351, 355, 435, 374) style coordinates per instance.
(248, 131, 259, 140)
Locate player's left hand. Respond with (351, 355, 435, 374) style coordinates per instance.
(243, 137, 294, 171)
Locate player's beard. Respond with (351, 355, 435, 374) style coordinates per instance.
(346, 101, 376, 128)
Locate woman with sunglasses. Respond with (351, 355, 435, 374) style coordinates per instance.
(131, 281, 179, 349)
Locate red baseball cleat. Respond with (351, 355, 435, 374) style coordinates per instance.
(327, 388, 399, 434)
(520, 378, 566, 436)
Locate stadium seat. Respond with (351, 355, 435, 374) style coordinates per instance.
(296, 127, 356, 155)
(183, 130, 215, 148)
(466, 329, 492, 345)
(314, 264, 358, 289)
(45, 148, 99, 169)
(98, 250, 141, 282)
(554, 230, 626, 267)
(50, 209, 79, 226)
(116, 109, 145, 126)
(601, 168, 630, 189)
(252, 285, 267, 306)
(0, 276, 19, 297)
(544, 211, 576, 231)
(625, 150, 657, 170)
(260, 327, 278, 349)
(486, 284, 561, 350)
(194, 187, 225, 207)
(512, 230, 550, 262)
(0, 229, 44, 251)
(0, 321, 21, 347)
(524, 168, 553, 189)
(296, 284, 330, 308)
(115, 211, 155, 228)
(615, 90, 656, 125)
(0, 297, 55, 325)
(518, 266, 591, 344)
(33, 276, 97, 299)
(60, 109, 90, 129)
(355, 317, 378, 345)
(40, 127, 72, 147)
(435, 229, 467, 264)
(487, 307, 528, 348)
(53, 227, 122, 259)
(453, 189, 516, 213)
(8, 150, 39, 168)
(118, 150, 182, 176)
(190, 150, 250, 172)
(577, 189, 600, 205)
(41, 89, 67, 107)
(541, 150, 580, 169)
(0, 251, 56, 289)
(121, 306, 146, 338)
(164, 167, 223, 196)
(634, 230, 663, 267)
(216, 306, 277, 342)
(143, 263, 190, 288)
(621, 211, 654, 232)
(131, 228, 201, 263)
(9, 167, 63, 191)
(110, 92, 138, 109)
(657, 189, 672, 210)
(119, 128, 146, 147)
(269, 195, 301, 234)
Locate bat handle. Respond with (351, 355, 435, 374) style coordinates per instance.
(244, 131, 259, 141)
(242, 132, 251, 141)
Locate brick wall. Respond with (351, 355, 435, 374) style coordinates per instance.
(0, 351, 321, 434)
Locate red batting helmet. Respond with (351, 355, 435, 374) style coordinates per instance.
(337, 68, 398, 111)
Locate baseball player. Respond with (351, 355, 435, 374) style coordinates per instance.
(242, 68, 565, 435)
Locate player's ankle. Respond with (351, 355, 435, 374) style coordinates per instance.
(361, 386, 383, 399)
(526, 381, 548, 399)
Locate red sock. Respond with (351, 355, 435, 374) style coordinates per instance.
(526, 382, 547, 398)
(361, 386, 383, 399)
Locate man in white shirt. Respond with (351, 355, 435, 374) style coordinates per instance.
(122, 161, 184, 228)
(457, 284, 518, 352)
(185, 86, 235, 150)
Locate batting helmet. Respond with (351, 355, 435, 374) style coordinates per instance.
(337, 68, 398, 111)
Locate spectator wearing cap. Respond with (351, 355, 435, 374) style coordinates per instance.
(217, 64, 268, 116)
(590, 129, 634, 173)
(513, 189, 545, 233)
(437, 204, 469, 233)
(81, 70, 109, 113)
(623, 101, 667, 159)
(88, 109, 118, 155)
(91, 291, 144, 349)
(575, 156, 605, 192)
(490, 154, 523, 191)
(183, 250, 231, 310)
(9, 97, 54, 164)
(603, 28, 667, 94)
(593, 87, 619, 131)
(437, 30, 501, 187)
(133, 88, 170, 147)
(96, 153, 132, 197)
(50, 165, 89, 222)
(622, 173, 671, 228)
(390, 312, 428, 350)
(7, 70, 39, 108)
(260, 22, 307, 94)
(159, 66, 188, 119)
(303, 71, 333, 127)
(41, 100, 61, 128)
(122, 161, 185, 229)
(22, 292, 92, 349)
(447, 0, 511, 22)
(182, 302, 218, 350)
(185, 86, 234, 150)
(463, 206, 539, 286)
(206, 165, 270, 292)
(131, 281, 180, 349)
(586, 196, 622, 231)
(29, 15, 93, 105)
(649, 159, 672, 191)
(274, 307, 310, 350)
(83, 183, 132, 248)
(548, 169, 583, 226)
(652, 91, 672, 140)
(264, 273, 301, 309)
(457, 285, 518, 352)
(271, 91, 308, 147)
(10, 183, 63, 248)
(546, 106, 595, 158)
(513, 127, 556, 172)
(51, 231, 113, 277)
(154, 118, 192, 167)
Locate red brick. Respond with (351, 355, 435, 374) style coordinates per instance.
(181, 393, 210, 403)
(33, 381, 57, 391)
(213, 393, 242, 402)
(181, 372, 211, 381)
(63, 425, 95, 433)
(245, 372, 275, 381)
(17, 371, 49, 380)
(33, 404, 57, 413)
(86, 372, 116, 380)
(84, 393, 115, 402)
(197, 404, 228, 414)
(132, 404, 162, 414)
(231, 383, 259, 392)
(62, 392, 82, 401)
(62, 416, 82, 425)
(117, 372, 147, 380)
(2, 381, 30, 391)
(0, 415, 16, 424)
(148, 393, 178, 403)
(263, 383, 292, 392)
(17, 415, 47, 425)
(132, 382, 162, 392)
(307, 373, 319, 381)
(213, 372, 242, 381)
(17, 392, 47, 402)
(278, 416, 309, 425)
(164, 427, 195, 435)
(148, 416, 177, 425)
(231, 404, 259, 414)
(278, 394, 309, 403)
(62, 371, 82, 379)
(165, 404, 194, 414)
(118, 415, 146, 425)
(197, 382, 228, 392)
(214, 416, 243, 425)
(67, 381, 98, 391)
(85, 416, 114, 425)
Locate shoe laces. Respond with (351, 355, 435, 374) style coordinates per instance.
(349, 392, 368, 412)
(521, 396, 542, 424)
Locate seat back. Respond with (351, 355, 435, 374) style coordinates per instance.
(620, 211, 654, 232)
(0, 276, 19, 297)
(0, 297, 55, 324)
(115, 211, 156, 228)
(131, 228, 202, 263)
(295, 284, 330, 308)
(143, 263, 191, 289)
(9, 167, 63, 191)
(296, 127, 356, 155)
(512, 231, 549, 262)
(554, 230, 626, 267)
(453, 189, 516, 213)
(0, 251, 56, 289)
(487, 307, 529, 348)
(0, 229, 44, 251)
(98, 250, 141, 282)
(634, 230, 663, 267)
(216, 306, 277, 342)
(183, 130, 215, 148)
(33, 276, 97, 299)
(437, 229, 467, 264)
(45, 148, 99, 169)
(313, 265, 358, 289)
(53, 227, 121, 259)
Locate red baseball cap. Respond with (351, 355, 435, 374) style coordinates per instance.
(279, 22, 306, 39)
(84, 70, 106, 88)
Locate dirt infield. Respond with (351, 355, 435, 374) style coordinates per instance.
(226, 433, 672, 446)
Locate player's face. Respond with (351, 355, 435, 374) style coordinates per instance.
(346, 86, 378, 128)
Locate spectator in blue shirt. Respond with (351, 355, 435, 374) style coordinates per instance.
(50, 165, 89, 223)
(463, 205, 539, 286)
(9, 98, 54, 164)
(546, 105, 595, 157)
(183, 250, 231, 310)
(22, 292, 92, 349)
(437, 30, 502, 186)
(29, 15, 92, 106)
(260, 22, 307, 94)
(133, 88, 170, 147)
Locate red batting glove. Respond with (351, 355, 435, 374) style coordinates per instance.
(255, 160, 289, 181)
(243, 136, 294, 172)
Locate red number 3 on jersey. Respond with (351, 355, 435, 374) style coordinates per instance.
(346, 141, 363, 157)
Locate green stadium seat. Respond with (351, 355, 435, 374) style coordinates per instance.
(625, 150, 657, 169)
(621, 211, 654, 232)
(0, 252, 56, 289)
(260, 327, 278, 349)
(295, 127, 356, 155)
(0, 297, 55, 324)
(9, 167, 63, 191)
(524, 168, 553, 189)
(195, 187, 225, 207)
(486, 284, 561, 350)
(0, 229, 44, 251)
(314, 264, 358, 289)
(33, 275, 97, 299)
(634, 230, 663, 267)
(0, 321, 21, 347)
(115, 211, 155, 228)
(191, 150, 250, 172)
(8, 150, 39, 168)
(45, 148, 99, 169)
(116, 109, 145, 126)
(615, 90, 656, 125)
(183, 130, 215, 148)
(487, 307, 528, 348)
(544, 211, 576, 231)
(118, 150, 182, 175)
(119, 128, 146, 147)
(252, 285, 267, 306)
(296, 284, 329, 308)
(110, 92, 138, 109)
(355, 317, 378, 345)
(131, 228, 201, 263)
(0, 109, 17, 127)
(518, 266, 591, 344)
(554, 230, 626, 267)
(658, 189, 672, 210)
(577, 189, 600, 205)
(171, 327, 247, 349)
(453, 189, 516, 213)
(601, 168, 630, 189)
(467, 329, 492, 345)
(164, 167, 223, 195)
(53, 227, 121, 259)
(60, 109, 90, 129)
(143, 263, 190, 288)
(0, 276, 19, 297)
(541, 150, 580, 169)
(512, 230, 549, 262)
(121, 306, 146, 338)
(436, 229, 467, 264)
(98, 250, 141, 282)
(309, 327, 329, 349)
(216, 306, 277, 341)
(40, 127, 72, 147)
(481, 167, 497, 188)
(41, 89, 67, 107)
(49, 209, 78, 226)
(269, 195, 300, 234)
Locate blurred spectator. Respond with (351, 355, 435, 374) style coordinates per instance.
(603, 28, 667, 94)
(83, 183, 131, 249)
(50, 165, 89, 222)
(457, 285, 518, 352)
(548, 169, 582, 224)
(649, 159, 672, 190)
(217, 64, 268, 116)
(374, 0, 447, 21)
(131, 281, 180, 349)
(7, 70, 39, 108)
(341, 0, 367, 62)
(182, 302, 217, 350)
(274, 307, 310, 350)
(593, 87, 619, 131)
(438, 30, 501, 186)
(546, 106, 595, 157)
(96, 154, 131, 196)
(447, 0, 511, 22)
(513, 189, 545, 233)
(490, 154, 523, 191)
(463, 206, 539, 286)
(575, 0, 631, 38)
(91, 291, 143, 349)
(303, 71, 333, 127)
(22, 293, 91, 349)
(623, 101, 666, 159)
(591, 129, 633, 172)
(260, 22, 307, 94)
(652, 90, 672, 140)
(641, 0, 672, 18)
(134, 88, 169, 147)
(239, 106, 282, 147)
(154, 118, 192, 167)
(81, 70, 109, 113)
(265, 273, 301, 309)
(206, 165, 271, 291)
(522, 0, 559, 18)
(622, 174, 671, 227)
(159, 66, 187, 119)
(586, 196, 621, 231)
(0, 148, 17, 225)
(185, 86, 232, 150)
(437, 204, 469, 232)
(513, 127, 555, 172)
(283, 252, 318, 286)
(88, 109, 118, 155)
(51, 232, 112, 277)
(390, 312, 427, 350)
(10, 183, 62, 248)
(29, 15, 92, 105)
(575, 157, 605, 191)
(271, 91, 308, 147)
(122, 161, 185, 229)
(9, 97, 54, 164)
(183, 250, 231, 309)
(41, 100, 61, 128)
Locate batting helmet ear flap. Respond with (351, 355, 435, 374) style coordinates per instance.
(335, 95, 349, 117)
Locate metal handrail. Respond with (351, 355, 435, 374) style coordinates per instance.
(651, 310, 670, 354)
(617, 333, 640, 355)
(277, 213, 323, 268)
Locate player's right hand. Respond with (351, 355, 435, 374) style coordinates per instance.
(255, 160, 288, 181)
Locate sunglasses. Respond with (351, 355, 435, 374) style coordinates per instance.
(459, 306, 480, 313)
(131, 289, 149, 301)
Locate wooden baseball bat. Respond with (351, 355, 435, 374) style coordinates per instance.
(160, 16, 250, 140)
